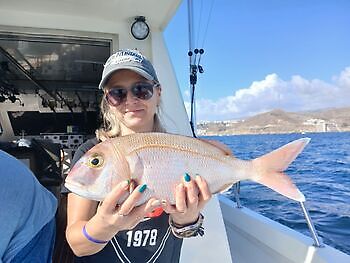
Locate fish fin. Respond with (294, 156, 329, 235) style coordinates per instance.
(252, 138, 310, 202)
(199, 139, 234, 156)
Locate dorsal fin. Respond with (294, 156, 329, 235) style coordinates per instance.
(199, 139, 234, 157)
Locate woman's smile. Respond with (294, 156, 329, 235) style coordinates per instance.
(125, 108, 145, 115)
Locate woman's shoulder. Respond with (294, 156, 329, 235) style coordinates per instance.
(72, 137, 99, 164)
(77, 137, 100, 152)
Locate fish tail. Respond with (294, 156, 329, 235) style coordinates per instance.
(251, 138, 311, 202)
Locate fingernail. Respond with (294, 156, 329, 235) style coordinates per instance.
(120, 180, 129, 188)
(161, 200, 167, 206)
(139, 184, 147, 193)
(184, 173, 191, 182)
(196, 174, 202, 182)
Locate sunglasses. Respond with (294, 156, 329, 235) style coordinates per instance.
(106, 82, 159, 107)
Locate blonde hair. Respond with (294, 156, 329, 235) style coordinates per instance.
(96, 91, 166, 141)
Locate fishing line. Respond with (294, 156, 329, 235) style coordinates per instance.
(195, 0, 204, 48)
(200, 0, 215, 48)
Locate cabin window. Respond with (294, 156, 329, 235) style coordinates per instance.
(0, 34, 111, 90)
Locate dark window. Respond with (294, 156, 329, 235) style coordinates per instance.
(8, 111, 100, 136)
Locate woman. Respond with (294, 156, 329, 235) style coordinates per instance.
(65, 49, 229, 262)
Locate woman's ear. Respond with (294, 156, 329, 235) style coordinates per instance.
(156, 86, 162, 105)
(156, 86, 162, 96)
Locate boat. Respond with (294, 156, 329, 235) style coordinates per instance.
(0, 0, 349, 262)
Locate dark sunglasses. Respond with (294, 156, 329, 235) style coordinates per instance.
(106, 82, 159, 107)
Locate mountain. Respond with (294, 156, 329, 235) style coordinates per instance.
(197, 107, 350, 136)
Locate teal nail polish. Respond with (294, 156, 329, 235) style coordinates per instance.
(184, 173, 191, 182)
(139, 184, 147, 193)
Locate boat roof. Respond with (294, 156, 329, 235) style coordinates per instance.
(0, 0, 181, 31)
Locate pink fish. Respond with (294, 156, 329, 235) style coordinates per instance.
(65, 133, 309, 204)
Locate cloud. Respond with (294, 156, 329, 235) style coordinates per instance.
(184, 67, 350, 121)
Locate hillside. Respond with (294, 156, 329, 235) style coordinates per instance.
(197, 107, 350, 136)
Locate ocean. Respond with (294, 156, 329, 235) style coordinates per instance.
(204, 132, 350, 255)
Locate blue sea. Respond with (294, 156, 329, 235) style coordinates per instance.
(205, 132, 350, 255)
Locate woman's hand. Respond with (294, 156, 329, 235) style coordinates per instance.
(66, 181, 161, 256)
(162, 173, 212, 226)
(86, 181, 161, 241)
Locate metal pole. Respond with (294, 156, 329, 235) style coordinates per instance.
(187, 0, 197, 134)
(300, 201, 324, 247)
(233, 182, 242, 208)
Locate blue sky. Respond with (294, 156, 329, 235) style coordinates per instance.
(164, 0, 350, 121)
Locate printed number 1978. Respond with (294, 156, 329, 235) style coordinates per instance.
(126, 229, 158, 247)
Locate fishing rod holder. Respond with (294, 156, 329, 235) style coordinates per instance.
(233, 182, 242, 208)
(299, 201, 324, 248)
(190, 65, 197, 85)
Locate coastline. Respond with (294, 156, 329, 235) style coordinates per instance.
(197, 108, 350, 136)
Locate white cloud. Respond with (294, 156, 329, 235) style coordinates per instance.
(184, 67, 350, 121)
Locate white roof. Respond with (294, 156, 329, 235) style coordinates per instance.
(0, 0, 181, 31)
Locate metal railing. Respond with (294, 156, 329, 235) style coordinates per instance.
(232, 182, 324, 247)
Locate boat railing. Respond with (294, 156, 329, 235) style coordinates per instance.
(231, 182, 324, 248)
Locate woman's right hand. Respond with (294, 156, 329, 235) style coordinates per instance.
(90, 181, 160, 236)
(66, 180, 160, 256)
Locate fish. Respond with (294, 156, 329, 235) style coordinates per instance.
(65, 132, 310, 205)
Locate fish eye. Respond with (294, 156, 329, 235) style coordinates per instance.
(88, 154, 104, 168)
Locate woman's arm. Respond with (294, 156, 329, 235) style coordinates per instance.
(66, 194, 104, 256)
(66, 182, 161, 256)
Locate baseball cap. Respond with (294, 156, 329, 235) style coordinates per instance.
(98, 49, 159, 89)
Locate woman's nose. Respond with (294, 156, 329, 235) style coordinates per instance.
(125, 90, 138, 104)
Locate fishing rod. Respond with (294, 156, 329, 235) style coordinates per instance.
(187, 0, 196, 137)
(188, 48, 204, 138)
(187, 0, 209, 138)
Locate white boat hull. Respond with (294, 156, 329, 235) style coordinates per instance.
(219, 195, 350, 263)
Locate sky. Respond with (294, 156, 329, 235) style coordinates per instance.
(164, 0, 350, 121)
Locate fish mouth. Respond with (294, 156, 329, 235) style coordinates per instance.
(64, 180, 87, 191)
(64, 181, 104, 201)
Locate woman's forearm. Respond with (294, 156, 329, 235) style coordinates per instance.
(66, 217, 116, 256)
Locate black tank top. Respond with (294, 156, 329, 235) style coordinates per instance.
(64, 138, 183, 263)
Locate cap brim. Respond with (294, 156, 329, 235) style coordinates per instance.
(98, 66, 154, 89)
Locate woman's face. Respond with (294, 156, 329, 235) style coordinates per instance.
(105, 69, 161, 134)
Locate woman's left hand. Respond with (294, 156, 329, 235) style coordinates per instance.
(162, 173, 212, 226)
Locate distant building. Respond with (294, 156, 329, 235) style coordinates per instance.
(303, 119, 327, 132)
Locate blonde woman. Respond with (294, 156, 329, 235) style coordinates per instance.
(65, 49, 226, 262)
